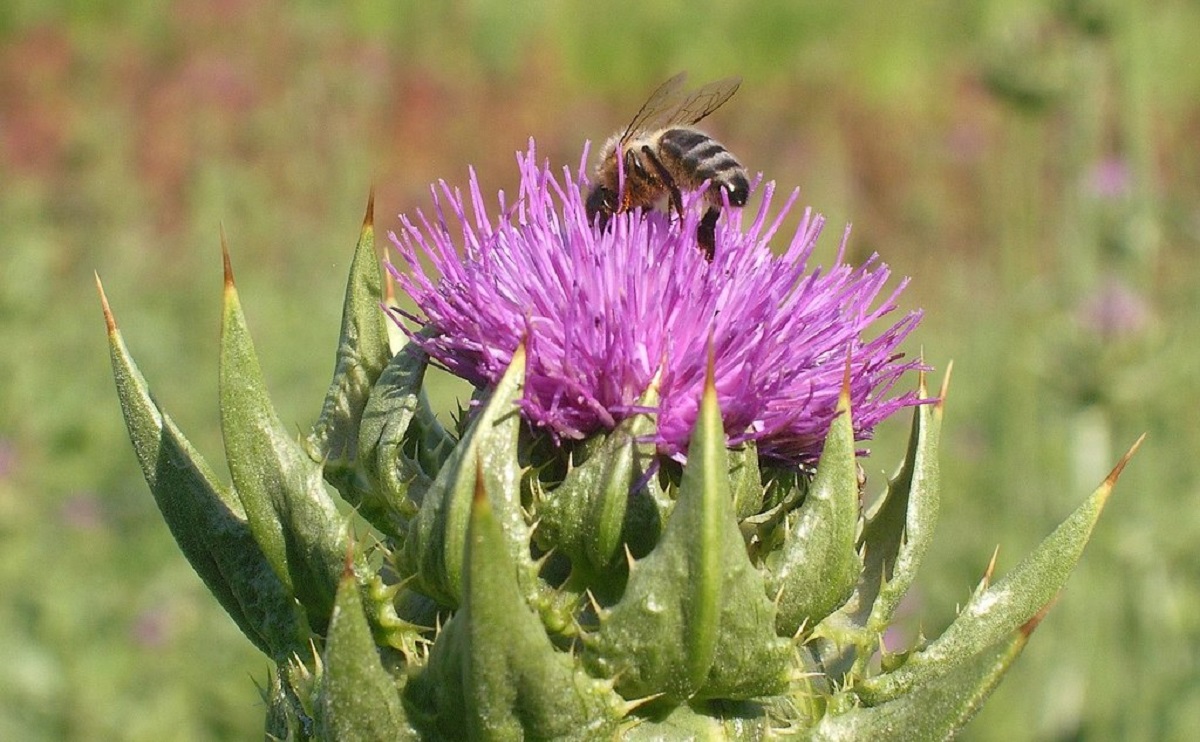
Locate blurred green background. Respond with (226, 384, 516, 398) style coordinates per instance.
(2, 0, 1197, 739)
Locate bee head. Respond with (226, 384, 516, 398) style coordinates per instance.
(585, 185, 617, 229)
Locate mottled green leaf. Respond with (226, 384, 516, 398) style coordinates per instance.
(405, 467, 622, 740)
(263, 667, 310, 742)
(318, 559, 416, 741)
(269, 657, 320, 741)
(729, 441, 765, 520)
(855, 370, 942, 635)
(538, 380, 660, 572)
(338, 338, 434, 539)
(820, 370, 944, 674)
(586, 363, 790, 703)
(767, 377, 862, 636)
(814, 627, 1030, 741)
(306, 192, 392, 491)
(623, 701, 772, 741)
(402, 387, 457, 483)
(219, 247, 353, 633)
(99, 276, 307, 660)
(856, 436, 1142, 704)
(399, 344, 529, 607)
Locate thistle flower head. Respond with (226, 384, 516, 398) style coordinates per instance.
(389, 141, 924, 465)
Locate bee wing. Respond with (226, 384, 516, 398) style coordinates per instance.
(618, 71, 690, 145)
(666, 75, 742, 127)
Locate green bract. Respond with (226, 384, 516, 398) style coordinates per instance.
(99, 199, 1140, 740)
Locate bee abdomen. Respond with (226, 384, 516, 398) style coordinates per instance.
(659, 127, 749, 206)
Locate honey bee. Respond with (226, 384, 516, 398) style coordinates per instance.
(585, 72, 750, 260)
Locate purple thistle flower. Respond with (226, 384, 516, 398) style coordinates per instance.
(388, 141, 926, 466)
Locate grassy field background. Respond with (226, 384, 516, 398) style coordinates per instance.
(3, 1, 1199, 739)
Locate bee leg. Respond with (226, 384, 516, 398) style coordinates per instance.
(640, 145, 684, 219)
(697, 207, 720, 261)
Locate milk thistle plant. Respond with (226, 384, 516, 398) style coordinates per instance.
(100, 141, 1140, 740)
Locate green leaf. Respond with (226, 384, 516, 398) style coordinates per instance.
(306, 192, 392, 490)
(813, 627, 1032, 741)
(356, 572, 428, 660)
(856, 436, 1143, 705)
(856, 370, 942, 634)
(366, 330, 457, 490)
(318, 557, 416, 741)
(99, 276, 308, 660)
(219, 246, 353, 633)
(398, 344, 529, 607)
(337, 338, 435, 540)
(820, 369, 944, 675)
(767, 375, 863, 636)
(729, 441, 765, 520)
(404, 466, 622, 740)
(538, 379, 660, 572)
(586, 362, 790, 703)
(402, 387, 457, 483)
(272, 657, 321, 741)
(263, 667, 311, 742)
(623, 701, 771, 740)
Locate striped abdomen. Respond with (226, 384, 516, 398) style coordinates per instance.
(657, 127, 750, 207)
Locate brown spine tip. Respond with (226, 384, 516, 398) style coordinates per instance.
(936, 359, 954, 410)
(95, 272, 117, 334)
(363, 187, 375, 230)
(982, 545, 999, 587)
(1105, 432, 1146, 488)
(220, 225, 235, 290)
